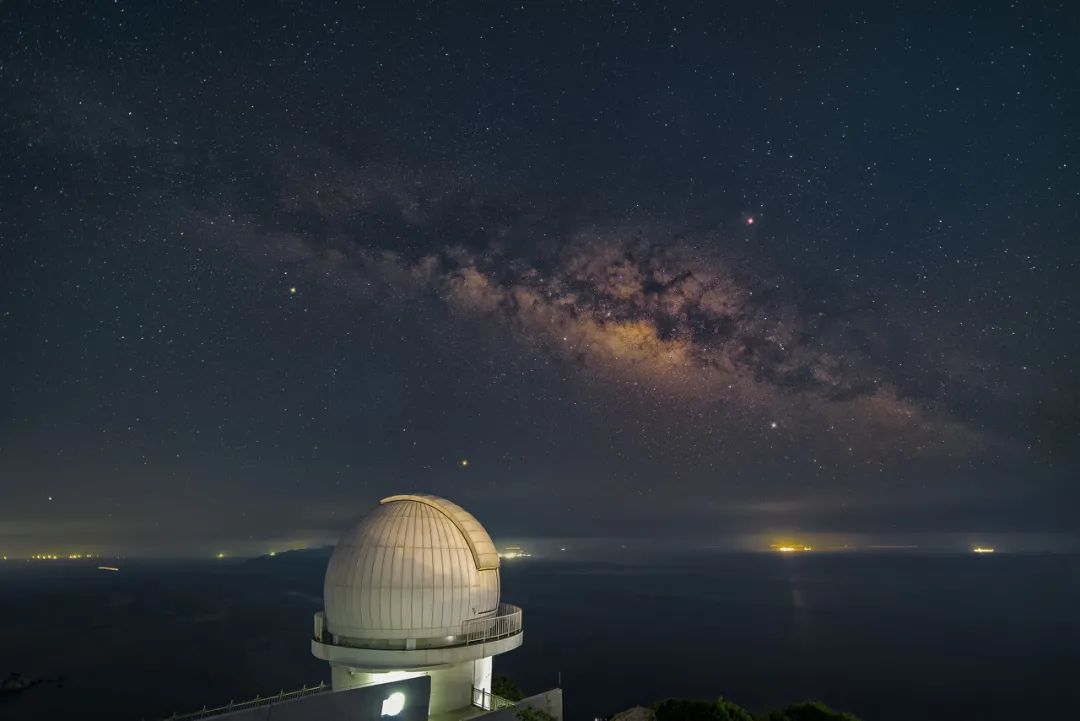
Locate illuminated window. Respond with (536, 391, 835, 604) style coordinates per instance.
(381, 691, 406, 717)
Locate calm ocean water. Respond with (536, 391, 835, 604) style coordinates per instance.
(1, 553, 1077, 720)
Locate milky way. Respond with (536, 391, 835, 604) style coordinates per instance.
(232, 159, 983, 463)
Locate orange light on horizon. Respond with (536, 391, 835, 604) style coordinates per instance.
(771, 543, 813, 553)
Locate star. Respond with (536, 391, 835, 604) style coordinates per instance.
(289, 287, 297, 295)
(460, 458, 470, 467)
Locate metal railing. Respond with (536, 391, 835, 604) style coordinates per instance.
(472, 686, 516, 711)
(161, 681, 329, 720)
(462, 602, 523, 644)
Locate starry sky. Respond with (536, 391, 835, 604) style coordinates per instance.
(2, 1, 1078, 557)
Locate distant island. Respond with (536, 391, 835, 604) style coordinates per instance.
(1, 672, 66, 697)
(241, 547, 334, 565)
(1, 672, 36, 695)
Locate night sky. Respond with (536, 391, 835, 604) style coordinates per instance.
(2, 1, 1078, 558)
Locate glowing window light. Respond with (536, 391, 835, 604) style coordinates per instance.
(381, 692, 406, 717)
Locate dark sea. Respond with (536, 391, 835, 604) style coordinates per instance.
(1, 553, 1077, 721)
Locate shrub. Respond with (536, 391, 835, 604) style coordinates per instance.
(759, 701, 862, 721)
(516, 705, 558, 721)
(493, 675, 525, 702)
(653, 697, 755, 721)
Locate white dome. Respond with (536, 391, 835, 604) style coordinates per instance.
(323, 494, 501, 641)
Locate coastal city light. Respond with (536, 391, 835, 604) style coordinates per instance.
(498, 545, 531, 560)
(972, 547, 996, 554)
(771, 543, 813, 553)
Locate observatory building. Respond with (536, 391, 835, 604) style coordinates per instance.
(311, 493, 545, 718)
(163, 493, 559, 721)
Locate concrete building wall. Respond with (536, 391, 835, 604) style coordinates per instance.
(331, 666, 426, 691)
(330, 658, 493, 716)
(426, 661, 474, 714)
(205, 675, 431, 721)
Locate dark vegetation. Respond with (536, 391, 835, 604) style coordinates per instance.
(651, 697, 860, 721)
(496, 673, 860, 721)
(515, 706, 559, 721)
(653, 697, 755, 721)
(493, 675, 526, 702)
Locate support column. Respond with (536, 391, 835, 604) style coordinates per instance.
(473, 656, 493, 694)
(427, 662, 476, 714)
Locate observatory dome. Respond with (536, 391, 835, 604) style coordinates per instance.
(323, 494, 501, 641)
